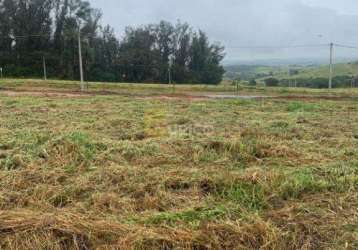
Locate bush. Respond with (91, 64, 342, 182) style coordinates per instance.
(264, 77, 279, 87)
(249, 79, 257, 86)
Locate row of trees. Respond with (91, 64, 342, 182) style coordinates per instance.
(0, 0, 225, 84)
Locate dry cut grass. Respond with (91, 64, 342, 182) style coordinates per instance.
(0, 81, 357, 249)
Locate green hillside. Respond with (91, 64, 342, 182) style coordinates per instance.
(273, 63, 358, 79)
(225, 62, 358, 88)
(226, 62, 358, 80)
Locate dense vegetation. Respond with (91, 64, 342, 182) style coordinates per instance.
(0, 0, 225, 84)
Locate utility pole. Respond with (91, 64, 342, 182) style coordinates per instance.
(168, 65, 172, 85)
(351, 76, 355, 88)
(168, 60, 174, 93)
(42, 56, 47, 81)
(329, 42, 334, 89)
(78, 25, 85, 91)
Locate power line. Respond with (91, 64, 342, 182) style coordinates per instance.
(3, 34, 358, 51)
(0, 34, 51, 39)
(226, 44, 329, 49)
(334, 44, 358, 50)
(0, 34, 79, 40)
(3, 33, 358, 50)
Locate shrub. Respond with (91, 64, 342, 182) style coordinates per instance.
(264, 77, 279, 87)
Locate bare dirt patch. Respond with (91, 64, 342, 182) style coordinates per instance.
(0, 90, 94, 98)
(138, 94, 210, 101)
(1, 87, 356, 102)
(272, 95, 357, 101)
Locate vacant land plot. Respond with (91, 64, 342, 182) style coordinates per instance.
(0, 80, 357, 249)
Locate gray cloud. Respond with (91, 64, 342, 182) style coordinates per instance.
(89, 0, 358, 63)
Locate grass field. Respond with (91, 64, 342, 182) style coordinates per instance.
(0, 79, 357, 249)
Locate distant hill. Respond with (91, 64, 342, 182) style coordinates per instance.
(278, 62, 358, 79)
(224, 65, 286, 80)
(223, 57, 358, 67)
(225, 62, 358, 81)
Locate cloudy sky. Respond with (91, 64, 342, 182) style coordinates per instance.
(89, 0, 358, 63)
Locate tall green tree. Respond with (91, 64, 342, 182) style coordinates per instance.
(119, 26, 159, 82)
(118, 21, 226, 84)
(172, 22, 192, 83)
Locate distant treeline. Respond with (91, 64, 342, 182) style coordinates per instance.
(264, 76, 358, 88)
(0, 0, 225, 84)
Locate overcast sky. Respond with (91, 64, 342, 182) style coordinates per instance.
(89, 0, 358, 63)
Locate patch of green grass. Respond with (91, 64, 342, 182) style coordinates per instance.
(48, 131, 107, 170)
(4, 99, 18, 108)
(219, 182, 267, 211)
(277, 165, 358, 199)
(145, 206, 230, 226)
(1, 154, 25, 170)
(286, 101, 318, 112)
(115, 140, 160, 161)
(278, 169, 328, 199)
(271, 121, 290, 129)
